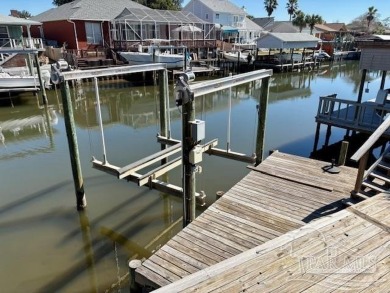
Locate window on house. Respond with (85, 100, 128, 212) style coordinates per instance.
(85, 22, 102, 45)
(0, 26, 9, 47)
(233, 15, 239, 23)
(216, 14, 219, 20)
(205, 13, 209, 20)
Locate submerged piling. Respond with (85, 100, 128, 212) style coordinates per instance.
(60, 80, 87, 210)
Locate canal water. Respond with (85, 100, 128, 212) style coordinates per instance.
(0, 61, 387, 292)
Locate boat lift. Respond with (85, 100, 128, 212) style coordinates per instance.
(52, 64, 272, 225)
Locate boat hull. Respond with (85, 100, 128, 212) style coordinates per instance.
(119, 52, 185, 69)
(0, 77, 38, 88)
(223, 52, 252, 64)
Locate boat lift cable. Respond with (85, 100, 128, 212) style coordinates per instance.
(227, 86, 232, 152)
(94, 77, 108, 164)
(81, 80, 95, 158)
(166, 83, 172, 138)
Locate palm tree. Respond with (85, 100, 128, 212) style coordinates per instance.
(305, 14, 323, 35)
(292, 10, 306, 32)
(264, 0, 278, 17)
(366, 6, 378, 30)
(286, 0, 298, 21)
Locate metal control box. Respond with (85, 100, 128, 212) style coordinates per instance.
(189, 145, 203, 164)
(189, 119, 205, 142)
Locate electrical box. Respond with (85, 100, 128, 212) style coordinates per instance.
(189, 145, 203, 164)
(189, 119, 205, 142)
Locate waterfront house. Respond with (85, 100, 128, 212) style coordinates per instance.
(111, 8, 214, 51)
(312, 23, 352, 54)
(183, 0, 263, 47)
(31, 0, 214, 67)
(0, 13, 43, 68)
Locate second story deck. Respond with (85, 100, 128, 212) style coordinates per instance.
(316, 94, 390, 138)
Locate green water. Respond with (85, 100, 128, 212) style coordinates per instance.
(0, 61, 387, 292)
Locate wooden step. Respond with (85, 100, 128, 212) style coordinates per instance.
(377, 160, 390, 171)
(369, 170, 390, 184)
(350, 191, 370, 201)
(362, 180, 388, 193)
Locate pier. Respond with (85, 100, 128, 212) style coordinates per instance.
(154, 192, 390, 292)
(133, 151, 359, 289)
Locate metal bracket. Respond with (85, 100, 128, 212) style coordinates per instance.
(175, 75, 194, 106)
(50, 63, 65, 85)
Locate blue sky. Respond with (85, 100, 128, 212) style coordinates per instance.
(0, 0, 389, 24)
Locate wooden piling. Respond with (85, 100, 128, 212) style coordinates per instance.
(357, 69, 367, 104)
(33, 54, 48, 105)
(255, 76, 270, 165)
(312, 122, 321, 152)
(380, 71, 387, 89)
(60, 80, 87, 210)
(129, 259, 142, 293)
(338, 140, 349, 166)
(182, 93, 196, 227)
(324, 125, 332, 146)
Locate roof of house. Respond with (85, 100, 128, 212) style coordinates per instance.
(114, 8, 208, 24)
(265, 21, 298, 33)
(245, 17, 264, 31)
(314, 23, 337, 33)
(252, 17, 274, 29)
(0, 13, 41, 26)
(256, 32, 320, 49)
(193, 0, 246, 15)
(325, 23, 348, 31)
(32, 0, 150, 22)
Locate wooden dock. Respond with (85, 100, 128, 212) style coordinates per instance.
(155, 192, 390, 292)
(134, 151, 359, 289)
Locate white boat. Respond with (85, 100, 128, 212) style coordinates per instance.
(0, 70, 51, 89)
(223, 51, 253, 64)
(118, 46, 186, 69)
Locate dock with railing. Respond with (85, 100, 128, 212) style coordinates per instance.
(131, 151, 359, 290)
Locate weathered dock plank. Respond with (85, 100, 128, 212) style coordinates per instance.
(135, 151, 359, 289)
(154, 194, 390, 292)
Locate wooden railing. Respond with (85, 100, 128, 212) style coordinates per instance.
(66, 48, 109, 59)
(316, 96, 390, 134)
(0, 37, 44, 50)
(350, 114, 390, 194)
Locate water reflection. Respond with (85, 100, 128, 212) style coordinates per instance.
(0, 105, 57, 159)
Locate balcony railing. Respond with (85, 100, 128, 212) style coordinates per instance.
(316, 95, 390, 136)
(0, 37, 44, 51)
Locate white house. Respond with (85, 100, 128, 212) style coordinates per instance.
(183, 0, 263, 45)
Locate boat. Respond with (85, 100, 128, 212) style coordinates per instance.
(223, 51, 253, 63)
(118, 45, 187, 69)
(0, 69, 51, 90)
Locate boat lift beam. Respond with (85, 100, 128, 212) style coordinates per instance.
(59, 63, 167, 81)
(157, 134, 257, 164)
(189, 69, 272, 97)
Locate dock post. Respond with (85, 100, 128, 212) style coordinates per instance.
(380, 71, 387, 89)
(312, 122, 321, 153)
(324, 125, 332, 146)
(338, 140, 349, 166)
(129, 259, 142, 293)
(61, 80, 87, 210)
(357, 69, 367, 103)
(159, 69, 169, 164)
(175, 77, 196, 227)
(182, 93, 196, 227)
(33, 54, 48, 105)
(255, 76, 270, 165)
